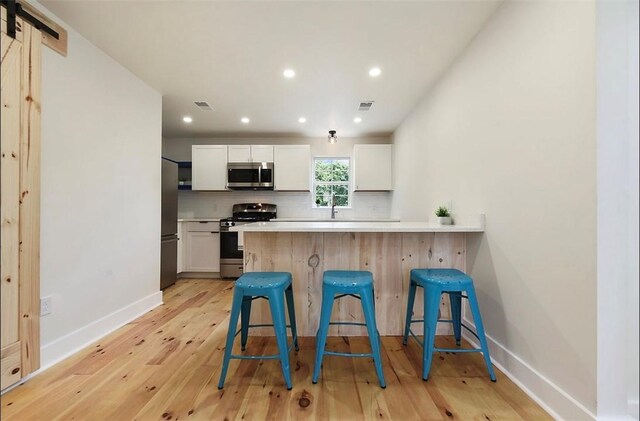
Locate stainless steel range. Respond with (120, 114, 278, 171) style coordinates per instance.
(219, 203, 277, 278)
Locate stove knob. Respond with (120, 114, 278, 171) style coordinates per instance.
(231, 222, 235, 227)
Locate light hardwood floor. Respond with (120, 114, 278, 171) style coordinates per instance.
(0, 279, 551, 420)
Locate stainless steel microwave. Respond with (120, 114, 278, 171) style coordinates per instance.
(227, 162, 274, 190)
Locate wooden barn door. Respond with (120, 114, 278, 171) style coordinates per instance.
(1, 9, 42, 390)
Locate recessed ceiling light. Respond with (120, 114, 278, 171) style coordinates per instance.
(241, 117, 250, 124)
(353, 117, 362, 123)
(298, 117, 307, 123)
(283, 69, 296, 78)
(369, 67, 381, 77)
(182, 116, 193, 123)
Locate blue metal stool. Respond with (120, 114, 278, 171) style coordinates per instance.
(218, 272, 299, 390)
(403, 268, 496, 382)
(312, 270, 386, 388)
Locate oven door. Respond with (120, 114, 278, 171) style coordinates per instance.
(220, 230, 243, 260)
(227, 163, 260, 189)
(220, 228, 244, 278)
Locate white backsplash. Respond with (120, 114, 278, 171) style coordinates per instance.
(178, 190, 391, 219)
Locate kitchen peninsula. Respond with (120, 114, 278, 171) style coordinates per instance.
(231, 217, 484, 337)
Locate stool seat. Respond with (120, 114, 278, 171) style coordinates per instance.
(323, 270, 373, 287)
(411, 268, 472, 289)
(236, 272, 292, 289)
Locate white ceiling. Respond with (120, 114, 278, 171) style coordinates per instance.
(41, 0, 501, 138)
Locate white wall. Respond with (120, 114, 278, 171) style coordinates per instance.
(596, 0, 639, 419)
(628, 4, 639, 417)
(163, 137, 392, 219)
(36, 2, 163, 368)
(392, 1, 597, 418)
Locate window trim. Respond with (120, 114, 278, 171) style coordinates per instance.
(312, 157, 352, 209)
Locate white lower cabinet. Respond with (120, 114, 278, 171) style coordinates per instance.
(177, 222, 184, 273)
(184, 222, 220, 272)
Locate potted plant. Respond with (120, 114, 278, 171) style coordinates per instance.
(435, 206, 452, 225)
(178, 177, 187, 186)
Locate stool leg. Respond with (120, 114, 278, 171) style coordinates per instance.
(218, 287, 244, 389)
(403, 280, 417, 345)
(267, 290, 293, 390)
(240, 296, 252, 351)
(466, 286, 497, 382)
(422, 285, 442, 381)
(312, 286, 334, 384)
(361, 286, 386, 388)
(285, 285, 299, 351)
(449, 292, 462, 346)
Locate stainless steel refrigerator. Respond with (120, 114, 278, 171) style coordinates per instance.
(161, 158, 178, 289)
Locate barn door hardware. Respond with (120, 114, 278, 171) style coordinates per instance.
(1, 0, 59, 40)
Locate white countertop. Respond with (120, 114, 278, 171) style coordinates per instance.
(178, 218, 221, 222)
(231, 220, 484, 233)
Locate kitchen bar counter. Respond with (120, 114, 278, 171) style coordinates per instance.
(235, 216, 484, 337)
(272, 217, 401, 223)
(232, 220, 483, 233)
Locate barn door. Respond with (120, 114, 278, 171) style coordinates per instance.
(1, 8, 42, 390)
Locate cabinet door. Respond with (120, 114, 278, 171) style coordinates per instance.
(185, 231, 220, 272)
(353, 144, 393, 191)
(274, 145, 311, 191)
(192, 145, 228, 190)
(177, 222, 184, 273)
(228, 145, 251, 163)
(250, 145, 274, 162)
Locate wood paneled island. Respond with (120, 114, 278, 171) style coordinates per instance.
(232, 219, 484, 336)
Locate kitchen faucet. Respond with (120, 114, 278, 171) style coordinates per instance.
(331, 193, 338, 219)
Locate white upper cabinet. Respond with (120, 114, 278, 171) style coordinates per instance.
(250, 145, 274, 162)
(353, 144, 393, 191)
(227, 145, 274, 163)
(228, 145, 251, 163)
(192, 145, 228, 190)
(274, 145, 311, 191)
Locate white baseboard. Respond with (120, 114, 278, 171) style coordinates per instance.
(40, 291, 164, 369)
(2, 290, 163, 395)
(0, 290, 164, 396)
(462, 317, 596, 421)
(178, 272, 221, 279)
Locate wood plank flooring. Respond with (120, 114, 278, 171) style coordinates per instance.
(0, 279, 551, 420)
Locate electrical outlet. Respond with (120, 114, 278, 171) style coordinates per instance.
(40, 296, 52, 316)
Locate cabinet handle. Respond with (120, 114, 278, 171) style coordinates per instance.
(211, 232, 217, 234)
(199, 221, 209, 224)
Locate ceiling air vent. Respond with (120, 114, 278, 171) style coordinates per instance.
(358, 101, 374, 111)
(194, 101, 212, 111)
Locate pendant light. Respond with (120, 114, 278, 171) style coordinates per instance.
(327, 130, 338, 144)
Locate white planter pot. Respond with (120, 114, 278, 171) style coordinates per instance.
(437, 216, 452, 225)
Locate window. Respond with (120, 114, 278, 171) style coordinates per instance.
(314, 158, 350, 208)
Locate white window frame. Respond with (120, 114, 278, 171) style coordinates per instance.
(313, 157, 352, 209)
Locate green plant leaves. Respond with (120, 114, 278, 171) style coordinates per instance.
(435, 206, 450, 217)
